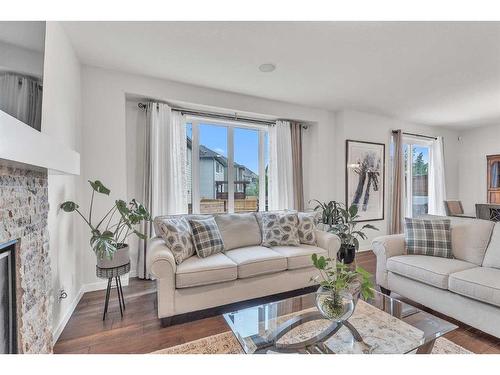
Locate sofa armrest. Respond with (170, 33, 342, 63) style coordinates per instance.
(147, 237, 177, 278)
(315, 230, 341, 260)
(147, 237, 177, 318)
(371, 234, 405, 289)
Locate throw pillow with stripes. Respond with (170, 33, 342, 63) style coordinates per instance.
(405, 218, 452, 258)
(189, 217, 225, 258)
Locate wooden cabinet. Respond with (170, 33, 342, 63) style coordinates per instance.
(487, 155, 500, 203)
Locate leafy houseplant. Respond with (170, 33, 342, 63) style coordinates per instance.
(311, 200, 378, 264)
(311, 254, 374, 321)
(60, 180, 151, 268)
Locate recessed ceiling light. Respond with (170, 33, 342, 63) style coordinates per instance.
(259, 63, 276, 73)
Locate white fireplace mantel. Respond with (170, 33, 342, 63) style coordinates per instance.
(0, 110, 80, 175)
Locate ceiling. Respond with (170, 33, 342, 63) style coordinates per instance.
(62, 21, 500, 128)
(0, 21, 46, 52)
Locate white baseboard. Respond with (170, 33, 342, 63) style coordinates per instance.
(52, 275, 131, 345)
(52, 286, 84, 344)
(81, 274, 130, 293)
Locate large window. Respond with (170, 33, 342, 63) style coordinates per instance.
(186, 118, 269, 214)
(404, 140, 431, 217)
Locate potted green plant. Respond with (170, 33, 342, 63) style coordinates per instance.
(60, 180, 151, 268)
(311, 254, 374, 322)
(310, 200, 378, 264)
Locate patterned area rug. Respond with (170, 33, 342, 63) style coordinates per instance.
(153, 331, 472, 354)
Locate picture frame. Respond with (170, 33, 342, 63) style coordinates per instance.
(345, 139, 385, 222)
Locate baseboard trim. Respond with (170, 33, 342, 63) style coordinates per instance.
(81, 275, 130, 293)
(52, 275, 130, 345)
(52, 286, 84, 344)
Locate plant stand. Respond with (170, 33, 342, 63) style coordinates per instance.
(96, 262, 130, 321)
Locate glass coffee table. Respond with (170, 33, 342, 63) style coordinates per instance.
(223, 289, 457, 354)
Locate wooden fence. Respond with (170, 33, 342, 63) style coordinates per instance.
(199, 196, 258, 213)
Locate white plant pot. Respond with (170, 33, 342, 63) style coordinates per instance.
(96, 244, 130, 269)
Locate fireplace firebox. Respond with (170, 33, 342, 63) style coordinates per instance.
(0, 240, 17, 354)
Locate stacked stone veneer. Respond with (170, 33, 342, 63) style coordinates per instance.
(0, 161, 53, 353)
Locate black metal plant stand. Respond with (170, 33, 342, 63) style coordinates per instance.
(96, 262, 130, 321)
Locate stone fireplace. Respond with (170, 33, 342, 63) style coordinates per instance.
(0, 161, 53, 353)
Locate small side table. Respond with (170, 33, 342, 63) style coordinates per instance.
(96, 262, 130, 321)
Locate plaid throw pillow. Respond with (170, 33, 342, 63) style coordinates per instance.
(405, 218, 452, 258)
(189, 217, 225, 258)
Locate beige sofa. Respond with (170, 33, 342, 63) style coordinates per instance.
(147, 212, 341, 326)
(372, 216, 500, 338)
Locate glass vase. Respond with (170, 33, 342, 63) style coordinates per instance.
(315, 284, 360, 322)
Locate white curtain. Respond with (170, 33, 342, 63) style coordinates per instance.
(138, 102, 187, 279)
(268, 120, 294, 210)
(0, 73, 42, 130)
(428, 136, 447, 216)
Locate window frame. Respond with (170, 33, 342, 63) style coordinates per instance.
(187, 116, 268, 214)
(403, 136, 433, 218)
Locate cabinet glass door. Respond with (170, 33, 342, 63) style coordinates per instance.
(490, 161, 500, 188)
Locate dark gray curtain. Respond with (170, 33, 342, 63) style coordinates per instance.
(290, 122, 304, 211)
(390, 129, 404, 234)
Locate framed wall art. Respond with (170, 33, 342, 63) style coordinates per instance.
(345, 140, 385, 222)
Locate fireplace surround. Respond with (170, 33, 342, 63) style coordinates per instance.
(0, 240, 18, 353)
(0, 161, 53, 353)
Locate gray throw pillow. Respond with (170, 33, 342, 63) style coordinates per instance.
(405, 218, 452, 258)
(155, 217, 195, 264)
(298, 212, 317, 245)
(261, 212, 300, 247)
(189, 217, 225, 258)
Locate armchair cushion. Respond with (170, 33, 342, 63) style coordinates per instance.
(449, 267, 500, 307)
(387, 255, 476, 289)
(479, 222, 500, 269)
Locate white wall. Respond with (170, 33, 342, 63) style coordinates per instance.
(457, 123, 500, 213)
(41, 22, 83, 342)
(333, 110, 460, 249)
(0, 39, 44, 77)
(81, 65, 333, 284)
(125, 99, 146, 274)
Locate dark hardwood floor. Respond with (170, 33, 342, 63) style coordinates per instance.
(54, 251, 500, 354)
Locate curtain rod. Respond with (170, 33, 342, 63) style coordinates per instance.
(137, 102, 308, 129)
(392, 130, 437, 140)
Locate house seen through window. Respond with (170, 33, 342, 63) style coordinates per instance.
(186, 120, 269, 214)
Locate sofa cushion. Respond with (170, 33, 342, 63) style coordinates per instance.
(482, 223, 500, 269)
(214, 213, 261, 251)
(260, 212, 300, 247)
(272, 245, 327, 270)
(154, 216, 195, 265)
(387, 255, 476, 289)
(225, 246, 287, 278)
(189, 217, 225, 258)
(175, 253, 237, 288)
(404, 218, 452, 258)
(449, 267, 500, 307)
(448, 217, 495, 265)
(297, 212, 317, 245)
